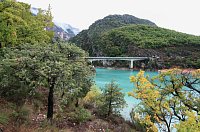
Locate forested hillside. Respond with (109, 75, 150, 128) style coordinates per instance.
(97, 25, 200, 68)
(70, 16, 200, 68)
(70, 14, 156, 56)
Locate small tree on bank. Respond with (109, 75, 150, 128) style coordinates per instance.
(99, 81, 126, 117)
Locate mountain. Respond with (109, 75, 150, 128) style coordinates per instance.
(70, 14, 200, 69)
(30, 7, 79, 40)
(53, 22, 80, 40)
(87, 14, 156, 38)
(53, 22, 80, 35)
(70, 14, 157, 56)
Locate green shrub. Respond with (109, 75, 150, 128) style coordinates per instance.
(83, 85, 103, 109)
(68, 107, 92, 123)
(0, 113, 9, 125)
(10, 107, 30, 126)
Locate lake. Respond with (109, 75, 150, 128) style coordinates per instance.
(94, 68, 158, 120)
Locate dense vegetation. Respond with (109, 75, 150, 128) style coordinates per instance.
(70, 14, 156, 56)
(70, 15, 200, 68)
(129, 69, 200, 132)
(100, 25, 200, 51)
(99, 25, 200, 68)
(0, 0, 199, 131)
(0, 1, 135, 131)
(0, 0, 54, 48)
(86, 14, 156, 39)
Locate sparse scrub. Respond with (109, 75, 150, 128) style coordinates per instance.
(10, 106, 30, 127)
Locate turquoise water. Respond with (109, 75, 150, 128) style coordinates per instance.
(94, 68, 158, 120)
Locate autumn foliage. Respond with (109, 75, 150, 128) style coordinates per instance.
(129, 69, 200, 132)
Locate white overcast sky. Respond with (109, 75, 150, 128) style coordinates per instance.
(18, 0, 200, 35)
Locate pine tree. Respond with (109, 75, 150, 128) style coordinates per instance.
(99, 81, 126, 117)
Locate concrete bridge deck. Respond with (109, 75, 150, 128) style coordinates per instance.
(85, 57, 149, 60)
(85, 57, 151, 68)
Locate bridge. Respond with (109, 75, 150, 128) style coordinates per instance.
(85, 57, 152, 69)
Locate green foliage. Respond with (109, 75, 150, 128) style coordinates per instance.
(0, 0, 53, 48)
(0, 42, 93, 120)
(175, 111, 200, 132)
(0, 113, 9, 125)
(130, 108, 158, 132)
(71, 14, 200, 57)
(70, 14, 156, 56)
(83, 85, 102, 108)
(0, 45, 41, 106)
(10, 106, 30, 126)
(70, 14, 200, 68)
(87, 14, 156, 39)
(98, 81, 126, 117)
(97, 25, 200, 57)
(68, 107, 92, 123)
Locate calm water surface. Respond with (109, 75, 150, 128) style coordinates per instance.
(94, 68, 158, 120)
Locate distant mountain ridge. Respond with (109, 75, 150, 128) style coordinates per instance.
(53, 22, 80, 40)
(53, 22, 79, 35)
(87, 14, 156, 38)
(30, 7, 80, 40)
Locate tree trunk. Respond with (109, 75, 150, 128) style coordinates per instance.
(47, 78, 56, 122)
(108, 99, 112, 117)
(108, 88, 113, 117)
(75, 98, 79, 107)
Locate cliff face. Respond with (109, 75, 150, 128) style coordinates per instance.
(31, 7, 79, 40)
(53, 23, 79, 40)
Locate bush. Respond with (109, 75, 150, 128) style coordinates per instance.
(68, 107, 92, 123)
(0, 113, 9, 125)
(10, 106, 30, 126)
(83, 85, 102, 109)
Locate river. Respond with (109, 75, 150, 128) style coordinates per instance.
(94, 68, 158, 120)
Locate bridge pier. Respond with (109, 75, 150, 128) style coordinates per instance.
(88, 59, 93, 64)
(102, 60, 106, 66)
(130, 60, 134, 69)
